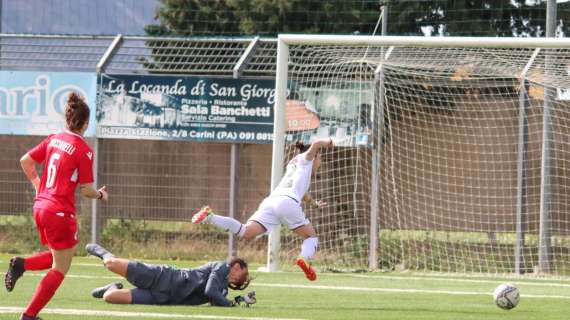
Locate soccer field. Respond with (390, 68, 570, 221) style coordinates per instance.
(0, 255, 568, 320)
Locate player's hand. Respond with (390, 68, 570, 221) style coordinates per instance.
(315, 200, 328, 209)
(98, 186, 109, 202)
(234, 291, 256, 307)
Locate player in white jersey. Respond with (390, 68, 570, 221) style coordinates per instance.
(192, 137, 334, 281)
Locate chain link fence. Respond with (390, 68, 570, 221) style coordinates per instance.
(0, 34, 277, 262)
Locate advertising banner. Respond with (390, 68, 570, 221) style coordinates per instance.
(286, 83, 374, 147)
(97, 74, 275, 144)
(0, 71, 98, 137)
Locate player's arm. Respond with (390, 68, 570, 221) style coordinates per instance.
(78, 148, 108, 201)
(80, 184, 108, 201)
(21, 136, 51, 195)
(20, 153, 40, 194)
(302, 193, 327, 209)
(204, 265, 234, 307)
(304, 137, 334, 161)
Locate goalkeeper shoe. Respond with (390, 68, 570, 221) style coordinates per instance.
(91, 282, 123, 299)
(192, 206, 213, 224)
(5, 257, 25, 292)
(296, 257, 317, 281)
(85, 243, 115, 261)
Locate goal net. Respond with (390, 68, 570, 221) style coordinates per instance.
(271, 36, 570, 276)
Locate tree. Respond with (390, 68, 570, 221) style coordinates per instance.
(145, 0, 381, 36)
(145, 0, 238, 36)
(387, 0, 550, 37)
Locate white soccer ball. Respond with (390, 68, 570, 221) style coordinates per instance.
(493, 283, 520, 310)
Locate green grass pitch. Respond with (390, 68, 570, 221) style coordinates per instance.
(0, 254, 568, 320)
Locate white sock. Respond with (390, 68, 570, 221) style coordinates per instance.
(209, 214, 246, 237)
(300, 237, 319, 260)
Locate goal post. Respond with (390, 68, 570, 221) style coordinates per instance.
(269, 35, 570, 275)
(267, 39, 290, 272)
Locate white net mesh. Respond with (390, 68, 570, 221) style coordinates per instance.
(278, 42, 570, 275)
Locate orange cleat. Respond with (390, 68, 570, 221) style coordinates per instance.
(192, 206, 213, 224)
(296, 257, 317, 281)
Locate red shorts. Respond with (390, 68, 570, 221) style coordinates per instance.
(33, 208, 79, 250)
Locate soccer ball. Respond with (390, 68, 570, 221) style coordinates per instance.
(493, 283, 520, 310)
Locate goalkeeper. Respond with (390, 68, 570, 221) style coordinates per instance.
(85, 244, 255, 307)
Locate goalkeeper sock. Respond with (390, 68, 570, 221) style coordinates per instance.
(299, 237, 319, 260)
(209, 214, 246, 237)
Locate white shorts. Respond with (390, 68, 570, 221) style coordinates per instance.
(248, 196, 310, 233)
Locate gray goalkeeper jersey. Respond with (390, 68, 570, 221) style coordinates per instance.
(146, 261, 233, 306)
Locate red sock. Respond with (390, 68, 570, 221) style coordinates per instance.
(24, 251, 53, 271)
(24, 269, 65, 317)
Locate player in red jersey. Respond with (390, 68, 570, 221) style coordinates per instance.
(4, 93, 109, 320)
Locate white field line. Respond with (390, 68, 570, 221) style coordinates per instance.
(325, 273, 570, 288)
(254, 283, 570, 300)
(0, 306, 306, 320)
(75, 263, 106, 267)
(22, 273, 570, 300)
(6, 259, 568, 285)
(37, 271, 570, 289)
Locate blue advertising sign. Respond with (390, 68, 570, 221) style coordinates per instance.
(0, 71, 98, 137)
(97, 74, 275, 143)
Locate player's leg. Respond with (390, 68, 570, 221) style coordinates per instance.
(102, 288, 133, 304)
(192, 205, 247, 237)
(103, 258, 130, 278)
(25, 209, 54, 270)
(241, 220, 267, 240)
(22, 210, 78, 319)
(294, 224, 318, 259)
(22, 246, 75, 319)
(293, 224, 318, 281)
(85, 243, 129, 277)
(23, 251, 53, 271)
(5, 251, 54, 291)
(86, 243, 126, 275)
(91, 259, 170, 305)
(278, 198, 318, 281)
(91, 282, 123, 299)
(85, 243, 115, 262)
(103, 288, 164, 305)
(5, 210, 55, 292)
(192, 200, 275, 240)
(4, 251, 53, 293)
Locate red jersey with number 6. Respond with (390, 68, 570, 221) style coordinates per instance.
(28, 130, 94, 214)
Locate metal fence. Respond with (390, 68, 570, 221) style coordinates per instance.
(0, 34, 278, 261)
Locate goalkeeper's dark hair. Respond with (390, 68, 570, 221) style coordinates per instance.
(295, 141, 311, 153)
(228, 257, 251, 290)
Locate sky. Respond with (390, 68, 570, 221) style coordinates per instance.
(1, 0, 159, 35)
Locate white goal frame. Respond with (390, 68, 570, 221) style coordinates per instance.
(268, 35, 570, 273)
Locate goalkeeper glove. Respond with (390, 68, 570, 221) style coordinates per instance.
(233, 291, 256, 307)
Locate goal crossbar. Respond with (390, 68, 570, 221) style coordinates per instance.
(279, 35, 570, 48)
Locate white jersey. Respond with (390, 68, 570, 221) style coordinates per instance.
(271, 153, 313, 202)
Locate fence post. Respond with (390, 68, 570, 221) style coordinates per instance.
(92, 34, 123, 244)
(228, 144, 240, 258)
(90, 138, 100, 243)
